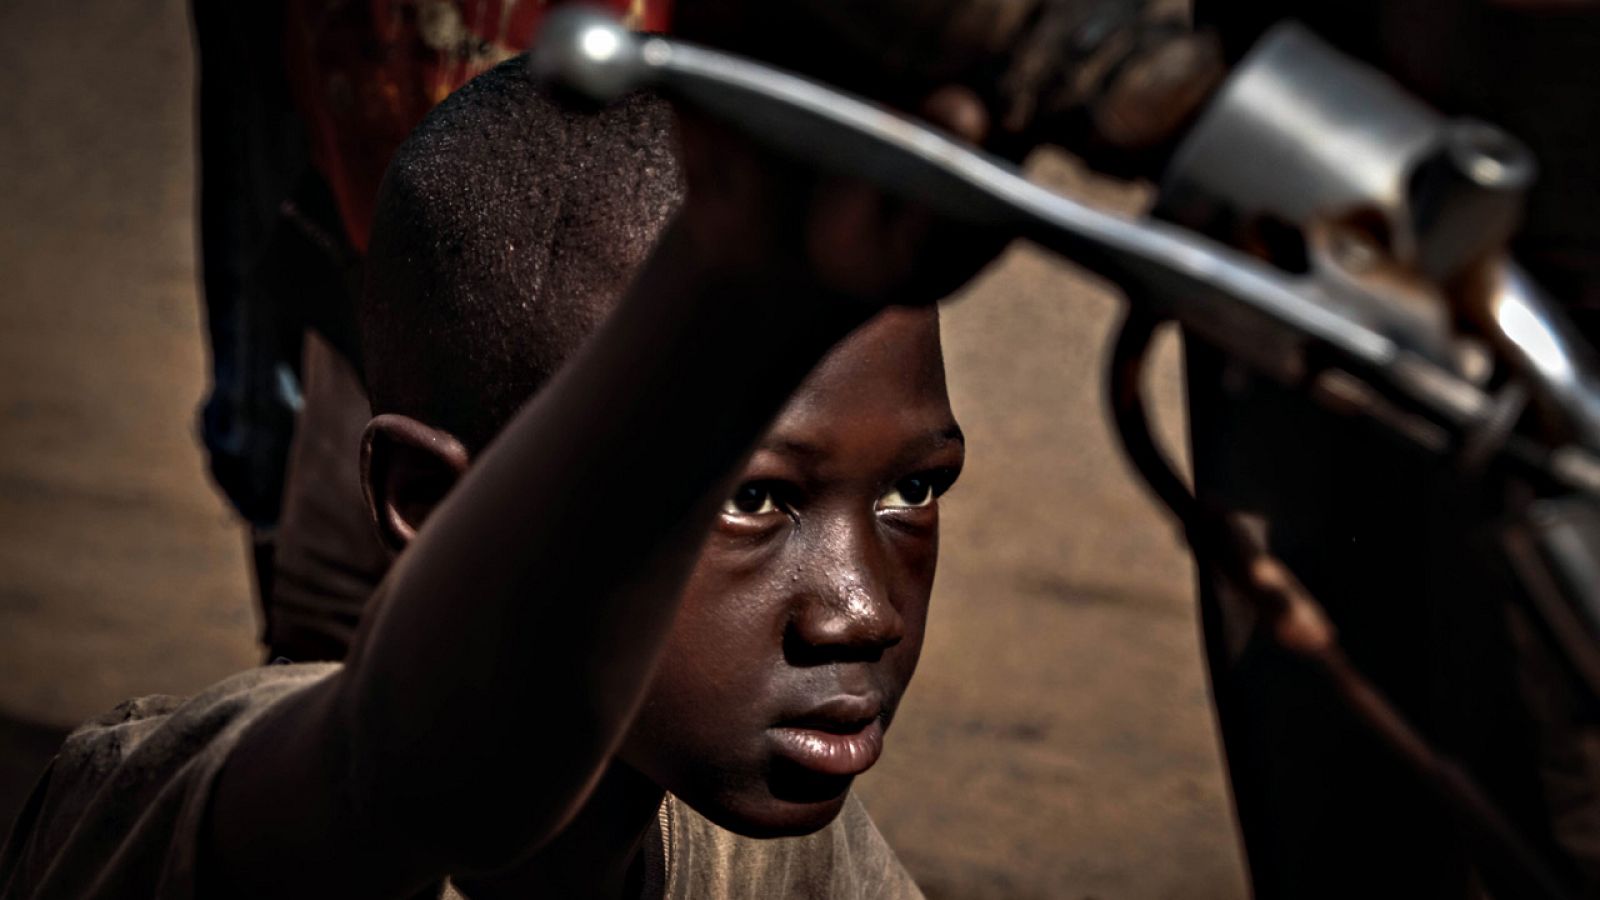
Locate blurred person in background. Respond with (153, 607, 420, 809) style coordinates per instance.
(191, 0, 668, 662)
(1188, 2, 1600, 896)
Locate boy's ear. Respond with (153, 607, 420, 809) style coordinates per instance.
(360, 414, 471, 554)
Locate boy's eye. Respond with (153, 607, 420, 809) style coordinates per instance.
(878, 473, 941, 510)
(723, 482, 781, 516)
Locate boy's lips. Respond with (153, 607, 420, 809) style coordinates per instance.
(768, 696, 886, 777)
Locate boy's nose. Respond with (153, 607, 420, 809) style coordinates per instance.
(785, 524, 904, 663)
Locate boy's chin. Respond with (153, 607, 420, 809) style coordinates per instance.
(694, 772, 856, 839)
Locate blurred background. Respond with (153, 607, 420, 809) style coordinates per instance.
(0, 1, 1246, 897)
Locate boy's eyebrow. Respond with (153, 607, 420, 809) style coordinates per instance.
(761, 437, 830, 461)
(760, 423, 966, 461)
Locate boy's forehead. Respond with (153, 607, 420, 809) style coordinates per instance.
(780, 307, 951, 425)
(818, 306, 942, 378)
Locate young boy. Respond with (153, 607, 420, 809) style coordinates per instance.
(0, 52, 1000, 899)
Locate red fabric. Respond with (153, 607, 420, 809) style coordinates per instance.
(284, 0, 671, 251)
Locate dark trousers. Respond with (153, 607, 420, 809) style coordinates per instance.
(192, 1, 381, 660)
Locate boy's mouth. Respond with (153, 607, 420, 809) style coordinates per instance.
(768, 696, 886, 777)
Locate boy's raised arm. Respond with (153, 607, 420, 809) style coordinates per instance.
(204, 102, 1000, 899)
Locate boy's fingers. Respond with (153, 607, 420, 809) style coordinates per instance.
(918, 84, 989, 146)
(806, 182, 893, 297)
(802, 85, 1002, 304)
(675, 110, 794, 269)
(803, 183, 1007, 306)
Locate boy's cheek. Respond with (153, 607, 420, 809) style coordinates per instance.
(891, 521, 940, 579)
(618, 646, 800, 832)
(617, 520, 934, 825)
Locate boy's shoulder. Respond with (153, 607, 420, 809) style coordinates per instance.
(3, 663, 924, 900)
(0, 664, 338, 900)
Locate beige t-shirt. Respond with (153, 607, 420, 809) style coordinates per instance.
(0, 664, 922, 900)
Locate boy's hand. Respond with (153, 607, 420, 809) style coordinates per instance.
(673, 85, 1010, 307)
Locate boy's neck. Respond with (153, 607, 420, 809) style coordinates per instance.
(455, 762, 666, 900)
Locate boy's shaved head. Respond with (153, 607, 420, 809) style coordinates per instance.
(362, 60, 683, 450)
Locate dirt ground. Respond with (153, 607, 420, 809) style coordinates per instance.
(0, 2, 1247, 897)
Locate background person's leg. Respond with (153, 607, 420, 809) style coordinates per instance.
(267, 332, 388, 662)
